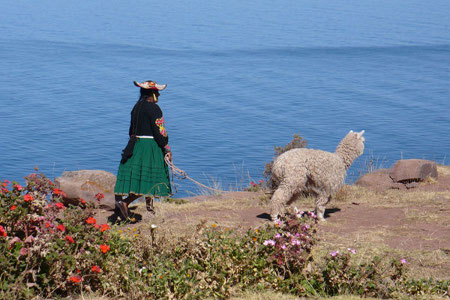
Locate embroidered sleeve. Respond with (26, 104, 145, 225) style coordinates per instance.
(155, 117, 168, 137)
(149, 104, 170, 153)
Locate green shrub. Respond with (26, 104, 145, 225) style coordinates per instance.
(263, 133, 308, 190)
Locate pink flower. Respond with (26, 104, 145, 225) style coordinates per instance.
(259, 180, 264, 183)
(291, 239, 301, 246)
(250, 181, 256, 186)
(400, 259, 408, 264)
(281, 244, 287, 250)
(347, 248, 356, 254)
(308, 211, 317, 218)
(330, 250, 340, 257)
(274, 233, 282, 239)
(13, 184, 22, 191)
(301, 224, 310, 231)
(9, 237, 21, 247)
(263, 239, 276, 246)
(19, 248, 28, 256)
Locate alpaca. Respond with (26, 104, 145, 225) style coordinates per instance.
(270, 130, 365, 221)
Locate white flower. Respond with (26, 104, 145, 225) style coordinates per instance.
(151, 224, 157, 229)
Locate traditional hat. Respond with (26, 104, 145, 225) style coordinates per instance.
(133, 80, 167, 91)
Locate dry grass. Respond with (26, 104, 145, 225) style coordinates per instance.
(437, 164, 450, 176)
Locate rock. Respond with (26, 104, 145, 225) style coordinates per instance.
(405, 182, 419, 189)
(54, 170, 116, 210)
(355, 169, 394, 192)
(389, 159, 438, 183)
(390, 183, 407, 190)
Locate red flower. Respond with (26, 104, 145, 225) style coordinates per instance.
(10, 205, 17, 211)
(55, 202, 66, 210)
(91, 265, 102, 273)
(53, 188, 62, 195)
(99, 244, 110, 254)
(86, 217, 96, 225)
(1, 187, 8, 193)
(250, 181, 256, 186)
(45, 222, 52, 228)
(24, 194, 33, 202)
(80, 198, 86, 204)
(94, 224, 100, 229)
(100, 224, 110, 232)
(0, 225, 6, 237)
(95, 193, 104, 201)
(2, 182, 7, 187)
(57, 224, 66, 232)
(13, 184, 22, 191)
(69, 275, 82, 283)
(259, 180, 264, 183)
(65, 235, 74, 244)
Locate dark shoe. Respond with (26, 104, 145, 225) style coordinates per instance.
(115, 201, 129, 220)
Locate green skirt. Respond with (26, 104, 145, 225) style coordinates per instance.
(114, 138, 172, 197)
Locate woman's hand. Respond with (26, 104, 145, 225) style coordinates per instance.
(165, 151, 173, 163)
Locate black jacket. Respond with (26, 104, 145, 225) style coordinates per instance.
(129, 101, 170, 153)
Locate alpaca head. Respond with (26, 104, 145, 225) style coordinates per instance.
(335, 130, 365, 168)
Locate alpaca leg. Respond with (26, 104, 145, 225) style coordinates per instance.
(315, 194, 329, 221)
(270, 186, 294, 221)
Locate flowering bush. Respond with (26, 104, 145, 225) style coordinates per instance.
(0, 173, 133, 298)
(244, 180, 265, 192)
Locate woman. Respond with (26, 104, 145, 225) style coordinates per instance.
(114, 80, 172, 221)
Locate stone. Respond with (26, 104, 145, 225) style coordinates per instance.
(390, 183, 407, 190)
(389, 159, 438, 183)
(405, 182, 419, 189)
(54, 170, 116, 210)
(355, 169, 394, 192)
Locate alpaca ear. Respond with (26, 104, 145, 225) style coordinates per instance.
(357, 130, 365, 138)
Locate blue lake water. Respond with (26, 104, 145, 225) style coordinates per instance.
(1, 0, 449, 197)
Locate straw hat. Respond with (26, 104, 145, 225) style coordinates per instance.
(133, 80, 167, 91)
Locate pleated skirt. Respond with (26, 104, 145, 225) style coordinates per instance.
(114, 138, 172, 196)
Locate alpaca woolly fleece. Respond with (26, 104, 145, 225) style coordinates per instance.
(270, 130, 365, 221)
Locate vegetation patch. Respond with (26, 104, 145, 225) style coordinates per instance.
(1, 173, 448, 299)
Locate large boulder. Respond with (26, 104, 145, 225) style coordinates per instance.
(355, 169, 395, 192)
(54, 170, 116, 210)
(389, 159, 438, 183)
